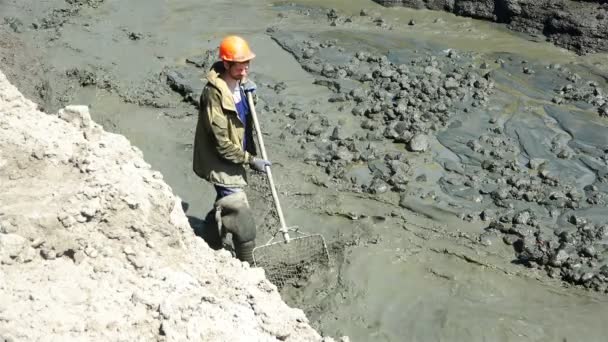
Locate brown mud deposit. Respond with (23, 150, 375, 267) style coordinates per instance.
(2, 0, 608, 341)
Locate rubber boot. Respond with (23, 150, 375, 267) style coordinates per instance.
(234, 240, 255, 264)
(201, 208, 222, 250)
(214, 192, 257, 262)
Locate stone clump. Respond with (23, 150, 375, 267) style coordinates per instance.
(0, 70, 327, 341)
(445, 121, 608, 292)
(420, 49, 608, 292)
(271, 34, 494, 194)
(553, 77, 608, 118)
(500, 216, 608, 293)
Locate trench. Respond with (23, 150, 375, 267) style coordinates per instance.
(2, 0, 608, 341)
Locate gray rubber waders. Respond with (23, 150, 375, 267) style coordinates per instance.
(214, 191, 257, 263)
(234, 240, 255, 264)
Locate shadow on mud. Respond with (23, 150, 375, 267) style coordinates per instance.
(182, 201, 223, 250)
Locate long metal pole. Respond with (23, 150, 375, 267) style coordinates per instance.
(246, 92, 291, 243)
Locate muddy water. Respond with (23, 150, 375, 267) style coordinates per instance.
(3, 0, 608, 341)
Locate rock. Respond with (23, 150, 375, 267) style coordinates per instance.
(16, 247, 36, 263)
(366, 130, 384, 141)
(58, 213, 77, 228)
(368, 160, 391, 179)
(273, 81, 288, 93)
(523, 67, 534, 74)
(503, 235, 519, 245)
(302, 49, 315, 59)
(306, 122, 324, 136)
(57, 105, 92, 129)
(350, 88, 368, 102)
(599, 104, 608, 117)
(165, 67, 204, 106)
(369, 178, 389, 194)
(513, 211, 531, 225)
(4, 17, 23, 33)
(39, 246, 58, 260)
(515, 236, 544, 263)
(408, 134, 429, 152)
(334, 147, 354, 162)
(0, 233, 27, 259)
(351, 105, 368, 116)
(0, 220, 17, 234)
(480, 210, 496, 222)
(361, 119, 379, 130)
(185, 50, 215, 69)
(581, 246, 596, 258)
(127, 32, 143, 40)
(467, 139, 483, 153)
(528, 158, 546, 170)
(398, 193, 409, 208)
(373, 17, 386, 27)
(328, 94, 346, 103)
(423, 66, 441, 77)
(84, 246, 99, 258)
(444, 78, 459, 90)
(330, 126, 348, 141)
(581, 272, 595, 283)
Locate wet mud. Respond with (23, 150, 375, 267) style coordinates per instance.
(2, 0, 608, 341)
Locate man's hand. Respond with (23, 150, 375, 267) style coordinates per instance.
(242, 79, 258, 104)
(241, 79, 257, 94)
(249, 157, 271, 173)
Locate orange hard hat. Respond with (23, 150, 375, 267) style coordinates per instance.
(219, 35, 256, 62)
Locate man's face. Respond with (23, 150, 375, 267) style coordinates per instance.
(225, 61, 250, 81)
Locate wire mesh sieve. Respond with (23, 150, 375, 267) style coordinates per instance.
(253, 231, 329, 289)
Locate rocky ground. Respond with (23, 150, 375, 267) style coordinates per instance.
(2, 0, 608, 341)
(374, 0, 608, 55)
(0, 71, 335, 341)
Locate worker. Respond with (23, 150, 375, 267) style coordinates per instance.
(192, 35, 271, 264)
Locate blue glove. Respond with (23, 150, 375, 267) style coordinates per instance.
(242, 79, 257, 93)
(250, 157, 271, 173)
(242, 79, 257, 104)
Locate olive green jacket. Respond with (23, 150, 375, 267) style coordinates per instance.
(193, 62, 256, 187)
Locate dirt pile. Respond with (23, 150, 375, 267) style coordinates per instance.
(0, 70, 329, 341)
(373, 0, 608, 55)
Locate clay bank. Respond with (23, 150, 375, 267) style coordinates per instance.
(2, 0, 608, 341)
